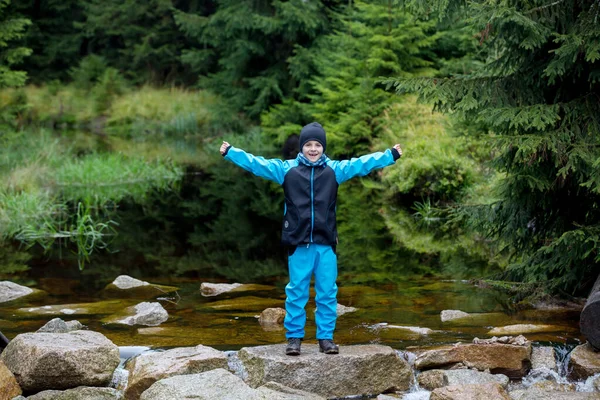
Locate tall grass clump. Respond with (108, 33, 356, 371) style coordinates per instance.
(54, 153, 184, 206)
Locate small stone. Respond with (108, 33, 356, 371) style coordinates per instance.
(259, 308, 286, 326)
(36, 318, 83, 333)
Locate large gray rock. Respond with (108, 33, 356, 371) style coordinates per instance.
(0, 360, 21, 399)
(140, 368, 324, 400)
(36, 318, 83, 333)
(124, 345, 229, 400)
(414, 341, 532, 378)
(418, 368, 509, 390)
(0, 281, 34, 303)
(26, 387, 121, 400)
(430, 383, 510, 399)
(509, 389, 600, 400)
(0, 330, 120, 392)
(104, 275, 179, 298)
(200, 282, 243, 296)
(238, 344, 413, 398)
(569, 342, 600, 379)
(255, 381, 325, 400)
(106, 302, 168, 326)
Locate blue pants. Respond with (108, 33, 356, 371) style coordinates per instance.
(284, 244, 338, 340)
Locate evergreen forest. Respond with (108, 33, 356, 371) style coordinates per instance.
(1, 0, 599, 303)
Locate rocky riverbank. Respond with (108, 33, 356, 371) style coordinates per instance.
(1, 276, 599, 399)
(1, 320, 600, 400)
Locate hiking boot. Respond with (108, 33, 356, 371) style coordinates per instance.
(318, 339, 339, 354)
(285, 338, 302, 356)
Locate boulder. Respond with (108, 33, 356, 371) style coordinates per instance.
(417, 369, 509, 390)
(238, 344, 413, 398)
(124, 345, 228, 400)
(259, 308, 286, 331)
(580, 273, 600, 350)
(488, 324, 566, 335)
(441, 310, 471, 322)
(36, 318, 84, 333)
(140, 368, 324, 400)
(414, 341, 532, 378)
(0, 360, 21, 399)
(569, 342, 600, 379)
(531, 346, 557, 371)
(105, 302, 168, 326)
(26, 387, 121, 400)
(0, 330, 120, 392)
(509, 389, 600, 400)
(200, 282, 243, 296)
(255, 381, 325, 400)
(104, 275, 178, 298)
(0, 281, 35, 303)
(430, 383, 510, 400)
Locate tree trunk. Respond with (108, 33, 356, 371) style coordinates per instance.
(580, 273, 600, 350)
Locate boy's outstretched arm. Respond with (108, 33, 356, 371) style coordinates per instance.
(330, 144, 403, 184)
(219, 141, 287, 185)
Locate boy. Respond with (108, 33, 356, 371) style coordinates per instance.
(220, 122, 402, 355)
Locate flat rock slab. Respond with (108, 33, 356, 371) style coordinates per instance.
(26, 387, 121, 400)
(140, 368, 324, 400)
(199, 296, 284, 312)
(125, 345, 228, 400)
(510, 389, 600, 400)
(418, 368, 509, 391)
(0, 330, 120, 392)
(16, 300, 136, 317)
(414, 342, 532, 378)
(200, 282, 274, 297)
(488, 324, 571, 335)
(238, 344, 413, 398)
(430, 383, 510, 400)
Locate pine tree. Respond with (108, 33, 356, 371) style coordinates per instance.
(7, 0, 83, 82)
(81, 0, 193, 84)
(174, 0, 341, 118)
(0, 0, 31, 87)
(391, 0, 600, 296)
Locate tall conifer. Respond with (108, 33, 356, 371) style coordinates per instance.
(0, 0, 31, 87)
(392, 0, 600, 295)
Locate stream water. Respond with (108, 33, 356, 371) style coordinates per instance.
(0, 274, 583, 350)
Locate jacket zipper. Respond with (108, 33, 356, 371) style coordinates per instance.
(310, 167, 314, 243)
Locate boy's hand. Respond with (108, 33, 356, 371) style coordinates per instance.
(220, 141, 231, 155)
(393, 144, 402, 157)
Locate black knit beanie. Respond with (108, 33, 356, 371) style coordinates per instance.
(299, 122, 326, 153)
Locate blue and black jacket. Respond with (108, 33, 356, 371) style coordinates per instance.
(224, 146, 400, 247)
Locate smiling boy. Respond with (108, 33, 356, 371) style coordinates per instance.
(220, 122, 402, 355)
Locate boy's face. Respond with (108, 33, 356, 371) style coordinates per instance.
(302, 140, 323, 163)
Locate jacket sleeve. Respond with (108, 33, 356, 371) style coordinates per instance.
(329, 148, 397, 184)
(224, 146, 286, 185)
